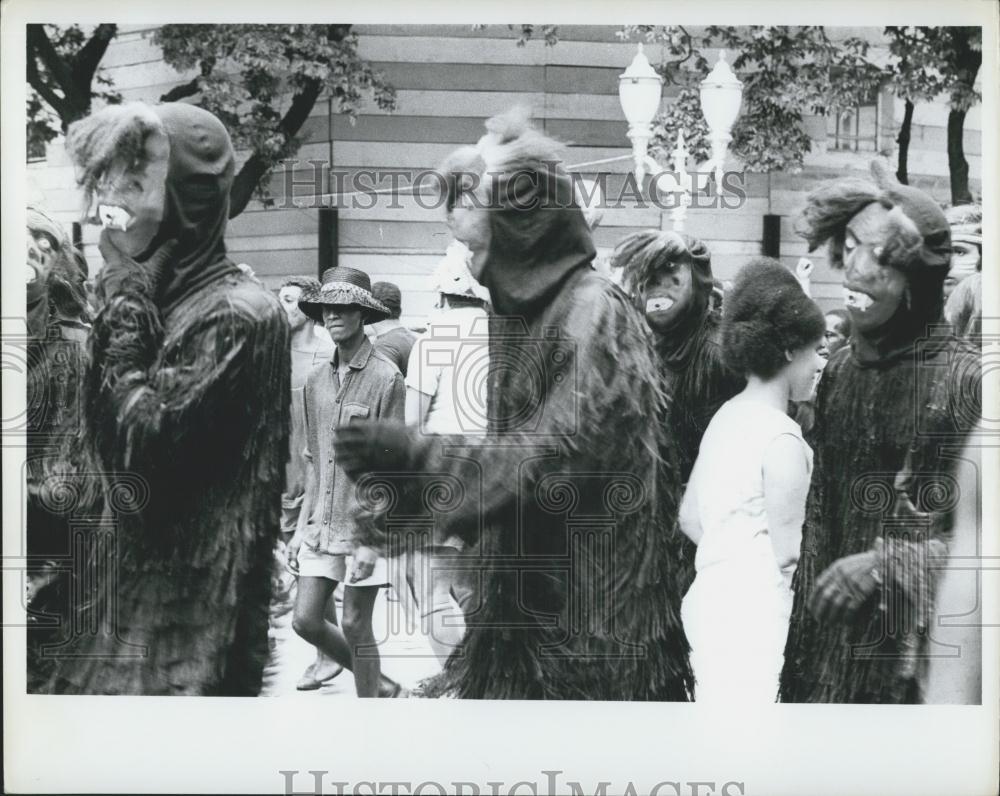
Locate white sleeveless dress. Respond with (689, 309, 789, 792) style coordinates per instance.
(680, 397, 813, 704)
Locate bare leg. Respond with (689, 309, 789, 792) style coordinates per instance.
(292, 576, 354, 670)
(311, 595, 344, 680)
(342, 585, 381, 698)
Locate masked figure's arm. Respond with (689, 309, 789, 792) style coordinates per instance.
(85, 268, 288, 506)
(340, 283, 668, 548)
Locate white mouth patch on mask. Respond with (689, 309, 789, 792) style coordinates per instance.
(98, 205, 134, 232)
(843, 288, 874, 312)
(646, 296, 675, 313)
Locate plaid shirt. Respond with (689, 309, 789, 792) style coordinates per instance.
(301, 338, 405, 555)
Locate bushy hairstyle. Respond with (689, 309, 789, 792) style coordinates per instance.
(722, 258, 826, 378)
(280, 275, 320, 293)
(610, 230, 711, 297)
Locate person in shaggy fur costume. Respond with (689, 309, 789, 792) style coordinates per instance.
(334, 110, 694, 700)
(24, 206, 91, 691)
(43, 102, 289, 695)
(779, 161, 981, 703)
(610, 231, 745, 484)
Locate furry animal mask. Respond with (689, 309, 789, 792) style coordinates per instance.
(796, 160, 951, 274)
(66, 102, 238, 314)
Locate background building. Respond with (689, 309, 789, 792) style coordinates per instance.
(27, 24, 983, 321)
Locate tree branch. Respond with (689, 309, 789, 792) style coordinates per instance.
(26, 47, 69, 120)
(27, 26, 77, 99)
(160, 77, 203, 102)
(27, 24, 111, 127)
(160, 56, 216, 102)
(71, 23, 117, 89)
(228, 77, 323, 218)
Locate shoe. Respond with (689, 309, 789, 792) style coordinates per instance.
(295, 660, 345, 691)
(381, 680, 410, 698)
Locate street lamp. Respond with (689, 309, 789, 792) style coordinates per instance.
(618, 46, 743, 230)
(618, 43, 663, 182)
(699, 49, 744, 192)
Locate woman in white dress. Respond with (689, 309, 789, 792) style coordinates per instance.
(679, 258, 827, 703)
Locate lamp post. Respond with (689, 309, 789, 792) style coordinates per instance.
(699, 50, 744, 193)
(618, 46, 743, 230)
(618, 43, 663, 182)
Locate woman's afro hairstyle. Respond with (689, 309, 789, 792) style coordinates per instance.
(722, 257, 826, 379)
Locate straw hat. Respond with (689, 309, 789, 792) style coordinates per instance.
(298, 266, 391, 324)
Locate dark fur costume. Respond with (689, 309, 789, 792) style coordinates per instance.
(358, 115, 693, 700)
(24, 207, 91, 692)
(611, 231, 744, 484)
(779, 163, 980, 703)
(44, 103, 289, 695)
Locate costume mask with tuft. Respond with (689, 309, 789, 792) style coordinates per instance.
(469, 108, 597, 317)
(795, 160, 951, 364)
(67, 102, 239, 316)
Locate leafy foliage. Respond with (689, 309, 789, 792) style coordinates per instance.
(884, 27, 947, 105)
(619, 26, 884, 174)
(650, 87, 711, 164)
(26, 24, 120, 158)
(154, 24, 397, 211)
(474, 24, 560, 47)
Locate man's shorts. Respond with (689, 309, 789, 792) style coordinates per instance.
(297, 544, 389, 588)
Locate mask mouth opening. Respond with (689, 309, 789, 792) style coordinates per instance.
(97, 204, 134, 232)
(843, 287, 874, 312)
(645, 296, 675, 313)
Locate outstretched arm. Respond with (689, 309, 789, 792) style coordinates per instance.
(338, 285, 666, 548)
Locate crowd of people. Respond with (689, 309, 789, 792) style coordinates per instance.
(24, 100, 984, 703)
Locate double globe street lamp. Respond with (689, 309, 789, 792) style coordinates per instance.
(618, 43, 744, 231)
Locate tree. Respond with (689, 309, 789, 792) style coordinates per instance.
(26, 24, 120, 157)
(938, 27, 982, 205)
(26, 24, 397, 217)
(883, 27, 946, 185)
(154, 24, 397, 216)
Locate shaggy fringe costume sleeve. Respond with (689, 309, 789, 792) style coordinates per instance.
(380, 274, 693, 700)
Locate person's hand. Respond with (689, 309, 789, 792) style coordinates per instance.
(333, 422, 414, 481)
(350, 545, 380, 583)
(97, 232, 176, 306)
(809, 548, 882, 623)
(286, 533, 303, 575)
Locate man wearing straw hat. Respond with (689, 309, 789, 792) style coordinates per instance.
(286, 266, 407, 697)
